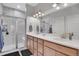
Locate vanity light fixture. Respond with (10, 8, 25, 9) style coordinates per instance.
(39, 14, 41, 17)
(33, 9, 45, 18)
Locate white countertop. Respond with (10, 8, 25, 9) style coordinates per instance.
(26, 32, 79, 49)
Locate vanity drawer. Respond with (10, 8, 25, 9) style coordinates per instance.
(30, 39, 34, 50)
(55, 51, 66, 56)
(38, 39, 43, 44)
(44, 40, 77, 56)
(34, 41, 37, 50)
(44, 46, 55, 56)
(57, 44, 77, 56)
(44, 41, 58, 50)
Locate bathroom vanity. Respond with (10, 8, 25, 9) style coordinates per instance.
(26, 33, 79, 56)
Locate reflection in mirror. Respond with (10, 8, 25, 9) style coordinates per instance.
(29, 25, 32, 32)
(36, 25, 39, 33)
(40, 27, 43, 33)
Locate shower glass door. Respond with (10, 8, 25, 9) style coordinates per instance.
(16, 18, 25, 49)
(2, 16, 16, 52)
(1, 17, 25, 53)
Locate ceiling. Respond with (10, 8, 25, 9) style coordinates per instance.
(2, 3, 38, 12)
(27, 3, 39, 6)
(27, 3, 79, 17)
(26, 3, 71, 16)
(2, 3, 78, 17)
(3, 3, 26, 12)
(26, 3, 54, 16)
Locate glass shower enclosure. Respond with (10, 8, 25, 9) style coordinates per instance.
(1, 16, 26, 53)
(0, 4, 26, 55)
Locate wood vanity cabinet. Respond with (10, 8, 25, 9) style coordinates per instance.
(27, 35, 79, 56)
(44, 46, 55, 56)
(27, 35, 34, 54)
(38, 39, 44, 55)
(55, 51, 66, 56)
(30, 39, 34, 54)
(27, 36, 31, 52)
(38, 52, 43, 56)
(44, 40, 78, 56)
(34, 37, 38, 56)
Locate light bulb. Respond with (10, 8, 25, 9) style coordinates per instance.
(63, 3, 68, 7)
(42, 13, 45, 16)
(52, 3, 57, 7)
(38, 12, 41, 14)
(56, 6, 60, 10)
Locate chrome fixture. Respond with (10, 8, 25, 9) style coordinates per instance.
(33, 9, 45, 18)
(52, 3, 57, 7)
(52, 3, 68, 10)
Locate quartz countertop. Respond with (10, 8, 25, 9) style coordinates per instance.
(26, 32, 79, 49)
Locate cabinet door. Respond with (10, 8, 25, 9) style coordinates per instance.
(34, 41, 38, 56)
(55, 51, 66, 56)
(34, 41, 37, 50)
(38, 43, 43, 54)
(34, 49, 38, 56)
(38, 52, 43, 56)
(27, 38, 31, 50)
(44, 46, 55, 56)
(30, 39, 34, 54)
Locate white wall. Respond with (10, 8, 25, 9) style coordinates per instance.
(66, 14, 79, 39)
(3, 3, 26, 12)
(53, 16, 64, 35)
(0, 4, 2, 15)
(4, 8, 25, 18)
